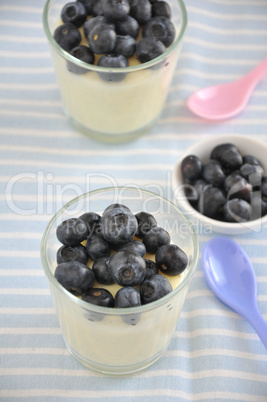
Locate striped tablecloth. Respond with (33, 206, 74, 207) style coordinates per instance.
(0, 0, 267, 400)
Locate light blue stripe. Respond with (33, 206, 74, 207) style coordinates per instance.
(0, 371, 266, 398)
(0, 295, 53, 308)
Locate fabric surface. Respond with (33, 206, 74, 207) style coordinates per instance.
(0, 0, 267, 400)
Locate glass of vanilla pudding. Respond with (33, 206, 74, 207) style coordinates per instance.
(43, 0, 187, 143)
(41, 187, 198, 375)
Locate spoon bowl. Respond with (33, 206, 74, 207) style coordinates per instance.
(187, 58, 267, 120)
(202, 237, 267, 349)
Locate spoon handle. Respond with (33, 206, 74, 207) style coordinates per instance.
(245, 58, 267, 88)
(246, 306, 267, 349)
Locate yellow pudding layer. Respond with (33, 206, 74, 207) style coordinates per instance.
(50, 18, 180, 136)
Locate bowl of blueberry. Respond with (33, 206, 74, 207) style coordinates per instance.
(172, 134, 267, 234)
(40, 186, 198, 375)
(43, 0, 187, 142)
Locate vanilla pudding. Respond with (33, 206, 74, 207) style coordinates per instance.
(50, 250, 188, 371)
(52, 236, 188, 371)
(52, 49, 178, 136)
(43, 0, 187, 142)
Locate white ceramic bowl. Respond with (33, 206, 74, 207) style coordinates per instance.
(172, 134, 267, 235)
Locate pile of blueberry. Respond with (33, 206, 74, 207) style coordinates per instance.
(54, 203, 188, 309)
(181, 143, 267, 223)
(53, 0, 175, 77)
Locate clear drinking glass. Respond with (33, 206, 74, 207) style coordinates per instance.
(43, 0, 187, 143)
(40, 187, 198, 375)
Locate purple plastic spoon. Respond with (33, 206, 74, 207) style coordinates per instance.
(202, 237, 267, 349)
(187, 58, 267, 120)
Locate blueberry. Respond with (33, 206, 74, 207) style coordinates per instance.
(53, 23, 81, 51)
(251, 193, 267, 218)
(224, 172, 252, 202)
(142, 226, 170, 254)
(223, 199, 251, 222)
(130, 0, 151, 24)
(156, 244, 188, 275)
(135, 211, 157, 238)
(144, 259, 158, 278)
(115, 286, 141, 325)
(202, 160, 225, 187)
(115, 286, 141, 307)
(183, 178, 208, 207)
(140, 274, 172, 304)
(56, 218, 89, 246)
(109, 250, 146, 286)
(240, 163, 263, 186)
(92, 256, 114, 284)
(61, 2, 87, 27)
(100, 206, 138, 248)
(103, 0, 130, 22)
(136, 37, 166, 63)
(181, 155, 202, 181)
(183, 182, 198, 207)
(92, 0, 104, 16)
(67, 45, 95, 74)
(97, 54, 129, 82)
(84, 310, 105, 321)
(88, 23, 116, 54)
(79, 212, 101, 237)
(54, 261, 95, 295)
(56, 244, 88, 265)
(211, 143, 242, 172)
(198, 186, 226, 219)
(98, 54, 128, 69)
(103, 203, 130, 214)
(262, 177, 267, 199)
(142, 16, 175, 47)
(82, 288, 114, 307)
(113, 35, 136, 58)
(192, 179, 209, 204)
(119, 239, 146, 257)
(224, 171, 241, 192)
(152, 1, 171, 18)
(221, 147, 243, 170)
(116, 16, 139, 38)
(86, 234, 111, 261)
(83, 16, 115, 38)
(243, 155, 262, 167)
(78, 0, 94, 14)
(210, 143, 236, 162)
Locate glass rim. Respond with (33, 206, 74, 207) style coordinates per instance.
(42, 0, 188, 74)
(40, 186, 199, 315)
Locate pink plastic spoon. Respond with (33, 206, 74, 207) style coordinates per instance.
(187, 58, 267, 120)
